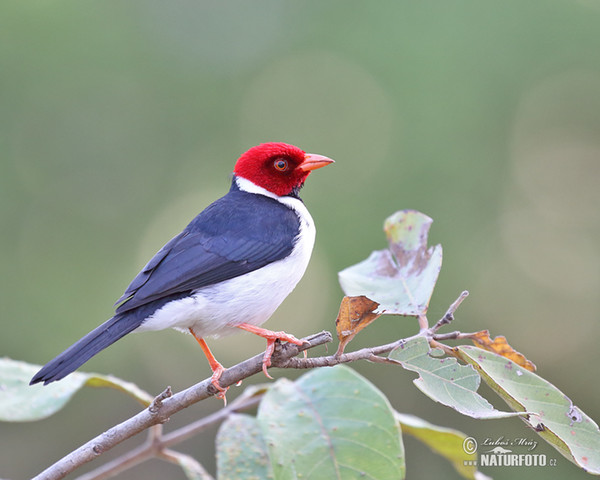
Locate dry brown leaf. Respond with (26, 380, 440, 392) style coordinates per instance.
(335, 296, 382, 356)
(469, 330, 537, 372)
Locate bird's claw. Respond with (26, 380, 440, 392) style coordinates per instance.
(236, 323, 308, 380)
(210, 365, 229, 405)
(260, 332, 308, 379)
(262, 339, 276, 379)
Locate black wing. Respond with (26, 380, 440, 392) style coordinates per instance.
(115, 185, 300, 315)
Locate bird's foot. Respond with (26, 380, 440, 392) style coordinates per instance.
(209, 364, 229, 405)
(237, 323, 307, 379)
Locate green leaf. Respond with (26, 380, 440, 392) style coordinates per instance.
(0, 358, 153, 422)
(456, 346, 600, 474)
(257, 365, 405, 480)
(395, 412, 483, 479)
(338, 210, 442, 316)
(389, 338, 522, 419)
(216, 413, 273, 480)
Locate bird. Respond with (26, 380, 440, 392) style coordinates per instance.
(30, 142, 334, 398)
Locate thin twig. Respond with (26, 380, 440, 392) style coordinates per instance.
(161, 391, 262, 448)
(430, 290, 469, 333)
(275, 334, 420, 369)
(433, 330, 480, 341)
(74, 439, 155, 480)
(277, 291, 471, 369)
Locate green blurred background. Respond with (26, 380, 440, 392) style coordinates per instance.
(2, 1, 600, 478)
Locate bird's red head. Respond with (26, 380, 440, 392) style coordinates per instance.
(233, 142, 334, 197)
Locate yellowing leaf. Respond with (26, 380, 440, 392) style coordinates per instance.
(335, 296, 382, 355)
(395, 412, 483, 479)
(468, 330, 536, 372)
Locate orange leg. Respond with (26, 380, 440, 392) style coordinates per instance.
(189, 328, 228, 401)
(236, 323, 306, 379)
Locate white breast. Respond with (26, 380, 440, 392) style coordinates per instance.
(136, 177, 316, 338)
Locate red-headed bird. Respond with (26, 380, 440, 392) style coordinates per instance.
(30, 142, 334, 397)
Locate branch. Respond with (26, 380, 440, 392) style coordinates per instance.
(33, 331, 332, 480)
(34, 291, 471, 480)
(274, 335, 418, 369)
(430, 290, 469, 333)
(276, 291, 470, 370)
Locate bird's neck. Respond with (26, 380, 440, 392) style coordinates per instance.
(232, 176, 303, 201)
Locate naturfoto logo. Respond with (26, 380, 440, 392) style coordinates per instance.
(462, 436, 558, 469)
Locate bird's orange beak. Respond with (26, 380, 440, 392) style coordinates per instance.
(298, 153, 335, 172)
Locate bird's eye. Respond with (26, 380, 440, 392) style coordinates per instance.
(273, 158, 289, 172)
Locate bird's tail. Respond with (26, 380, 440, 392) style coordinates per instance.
(30, 314, 141, 386)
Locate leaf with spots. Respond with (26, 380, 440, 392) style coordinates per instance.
(389, 337, 522, 419)
(216, 413, 273, 480)
(338, 210, 442, 316)
(456, 346, 600, 474)
(257, 365, 405, 479)
(0, 358, 153, 422)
